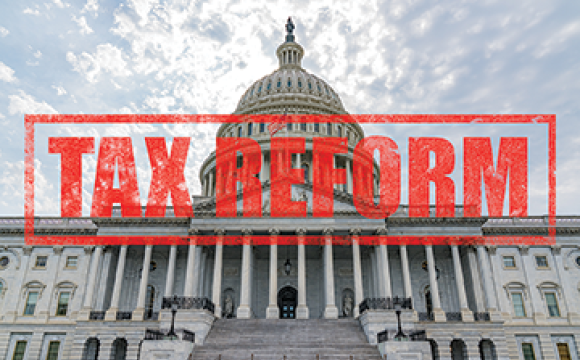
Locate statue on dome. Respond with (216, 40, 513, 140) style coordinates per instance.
(286, 17, 295, 42)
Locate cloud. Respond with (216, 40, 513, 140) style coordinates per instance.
(23, 7, 40, 16)
(72, 15, 94, 35)
(66, 43, 131, 82)
(52, 85, 67, 96)
(0, 62, 17, 82)
(82, 0, 98, 15)
(8, 90, 58, 115)
(0, 26, 8, 37)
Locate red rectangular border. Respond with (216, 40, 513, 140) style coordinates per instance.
(24, 114, 556, 246)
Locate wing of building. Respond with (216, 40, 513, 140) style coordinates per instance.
(1, 19, 579, 360)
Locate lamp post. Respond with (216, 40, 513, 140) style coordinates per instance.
(167, 303, 178, 340)
(393, 303, 407, 341)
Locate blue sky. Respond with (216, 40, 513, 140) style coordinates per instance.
(0, 0, 579, 216)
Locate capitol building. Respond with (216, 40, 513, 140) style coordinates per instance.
(0, 19, 579, 360)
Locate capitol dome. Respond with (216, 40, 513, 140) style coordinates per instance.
(233, 39, 347, 115)
(201, 18, 375, 199)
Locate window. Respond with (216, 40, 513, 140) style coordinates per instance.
(247, 123, 252, 136)
(522, 343, 536, 360)
(557, 343, 571, 360)
(317, 84, 321, 92)
(277, 81, 281, 88)
(0, 256, 9, 268)
(46, 341, 60, 360)
(257, 86, 262, 93)
(535, 256, 548, 268)
(327, 123, 332, 135)
(308, 82, 312, 90)
(300, 123, 306, 131)
(512, 292, 526, 317)
(287, 80, 291, 87)
(24, 291, 38, 315)
(267, 83, 271, 90)
(298, 80, 302, 88)
(544, 292, 560, 317)
(56, 292, 70, 316)
(65, 256, 77, 268)
(260, 123, 265, 133)
(238, 127, 242, 137)
(503, 256, 516, 268)
(35, 256, 48, 268)
(338, 126, 342, 137)
(314, 123, 319, 132)
(12, 341, 27, 360)
(287, 123, 292, 131)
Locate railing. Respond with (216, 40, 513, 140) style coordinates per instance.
(182, 330, 195, 343)
(144, 329, 195, 342)
(162, 296, 215, 313)
(409, 330, 427, 341)
(377, 330, 389, 343)
(145, 312, 159, 321)
(445, 312, 462, 322)
(89, 311, 105, 320)
(377, 329, 427, 343)
(418, 312, 434, 321)
(473, 312, 491, 322)
(359, 297, 413, 314)
(144, 329, 165, 341)
(116, 311, 132, 320)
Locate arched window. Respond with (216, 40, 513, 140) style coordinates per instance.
(247, 123, 253, 136)
(287, 80, 292, 87)
(257, 85, 262, 93)
(337, 126, 342, 137)
(21, 281, 46, 316)
(238, 126, 242, 137)
(111, 338, 127, 360)
(277, 80, 281, 88)
(308, 82, 312, 90)
(298, 80, 302, 88)
(81, 338, 99, 360)
(267, 83, 271, 91)
(54, 281, 77, 317)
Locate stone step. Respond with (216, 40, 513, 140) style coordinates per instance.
(191, 319, 382, 360)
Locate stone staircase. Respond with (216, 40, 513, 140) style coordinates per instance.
(191, 318, 382, 360)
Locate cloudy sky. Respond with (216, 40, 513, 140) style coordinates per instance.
(0, 0, 579, 216)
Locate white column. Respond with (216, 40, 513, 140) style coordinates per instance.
(377, 228, 393, 297)
(78, 246, 103, 320)
(477, 246, 497, 311)
(260, 151, 267, 182)
(425, 245, 445, 322)
(350, 228, 363, 317)
(212, 229, 225, 317)
(375, 247, 385, 296)
(237, 229, 252, 318)
(165, 245, 177, 297)
(192, 246, 202, 296)
(266, 229, 280, 318)
(451, 245, 473, 322)
(133, 245, 153, 321)
(184, 234, 197, 297)
(105, 245, 127, 321)
(400, 245, 413, 299)
(346, 158, 353, 194)
(323, 228, 338, 318)
(296, 229, 309, 319)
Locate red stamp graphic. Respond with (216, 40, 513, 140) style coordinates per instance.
(24, 114, 556, 246)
